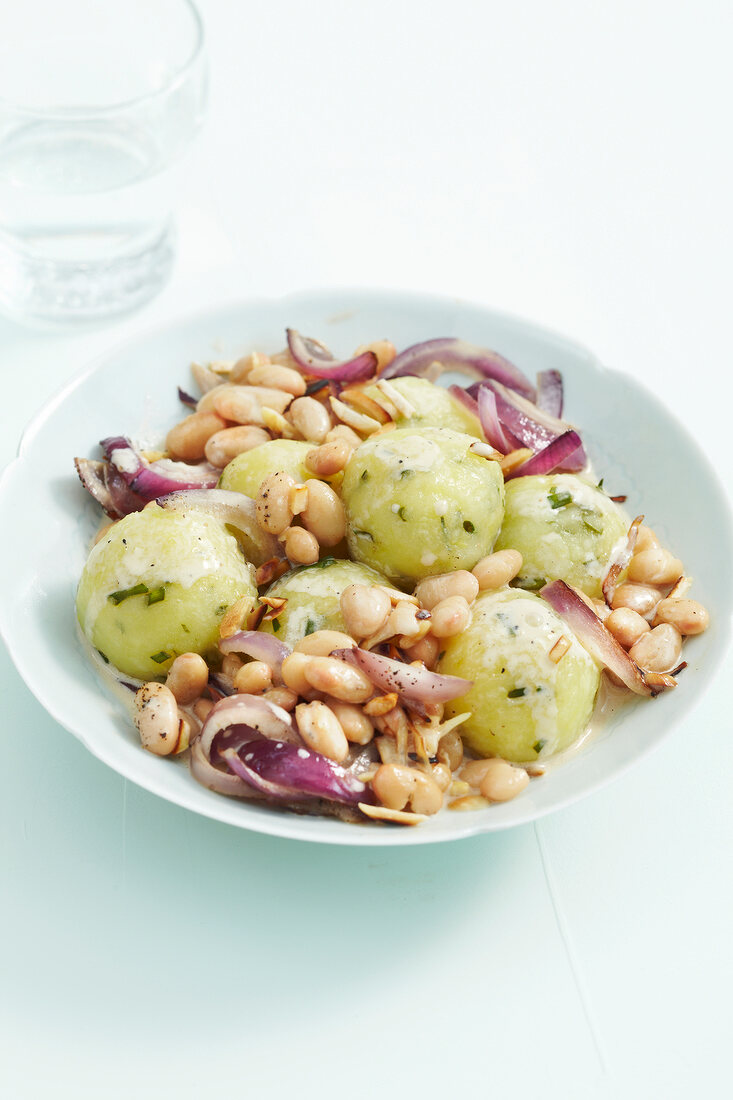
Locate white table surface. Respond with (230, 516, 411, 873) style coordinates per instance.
(1, 2, 732, 1097)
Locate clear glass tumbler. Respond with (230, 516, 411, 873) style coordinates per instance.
(0, 0, 207, 325)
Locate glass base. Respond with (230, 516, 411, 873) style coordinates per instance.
(0, 221, 175, 326)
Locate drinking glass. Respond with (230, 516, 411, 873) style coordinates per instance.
(0, 0, 207, 325)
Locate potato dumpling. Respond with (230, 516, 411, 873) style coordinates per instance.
(341, 427, 505, 587)
(77, 507, 257, 680)
(218, 439, 338, 498)
(494, 474, 629, 598)
(260, 558, 391, 648)
(439, 589, 600, 762)
(364, 377, 481, 436)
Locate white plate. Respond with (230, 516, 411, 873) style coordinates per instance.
(1, 288, 731, 845)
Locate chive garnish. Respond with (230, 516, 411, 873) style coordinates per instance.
(305, 379, 329, 396)
(147, 586, 166, 605)
(548, 488, 572, 509)
(108, 583, 148, 605)
(582, 512, 604, 534)
(272, 618, 281, 632)
(463, 520, 475, 533)
(399, 468, 414, 479)
(508, 687, 526, 698)
(512, 576, 545, 591)
(397, 506, 407, 521)
(150, 651, 172, 664)
(360, 469, 369, 481)
(533, 739, 547, 754)
(304, 618, 317, 636)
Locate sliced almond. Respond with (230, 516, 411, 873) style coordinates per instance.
(549, 635, 572, 663)
(499, 448, 535, 475)
(376, 378, 416, 418)
(289, 484, 309, 515)
(358, 803, 427, 825)
(219, 595, 256, 639)
(259, 595, 288, 621)
(329, 396, 382, 435)
(339, 387, 391, 423)
(469, 440, 504, 461)
(262, 406, 297, 438)
(255, 557, 290, 586)
(363, 693, 399, 717)
(449, 795, 491, 812)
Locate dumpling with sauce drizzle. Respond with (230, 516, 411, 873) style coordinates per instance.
(438, 588, 600, 763)
(494, 474, 629, 599)
(341, 427, 505, 588)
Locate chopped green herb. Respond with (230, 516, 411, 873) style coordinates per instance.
(304, 618, 317, 636)
(215, 604, 228, 616)
(496, 611, 518, 636)
(548, 488, 573, 509)
(508, 687, 526, 698)
(582, 511, 604, 534)
(313, 555, 337, 568)
(440, 516, 447, 532)
(181, 624, 190, 633)
(353, 529, 374, 542)
(533, 739, 547, 754)
(463, 520, 475, 533)
(305, 379, 329, 396)
(397, 506, 408, 521)
(146, 586, 166, 605)
(512, 576, 546, 591)
(399, 468, 414, 480)
(150, 650, 172, 664)
(108, 583, 148, 605)
(360, 469, 369, 482)
(272, 618, 281, 633)
(597, 478, 604, 491)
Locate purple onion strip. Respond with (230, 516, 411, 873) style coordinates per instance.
(286, 329, 378, 382)
(380, 338, 536, 400)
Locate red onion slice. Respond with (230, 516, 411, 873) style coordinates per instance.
(536, 370, 564, 417)
(74, 457, 150, 518)
(221, 740, 373, 806)
(198, 694, 298, 760)
(602, 515, 643, 606)
(190, 738, 267, 799)
(484, 382, 586, 471)
(100, 436, 219, 497)
(504, 430, 585, 480)
(178, 386, 198, 408)
(540, 580, 676, 696)
(155, 488, 282, 563)
(476, 386, 516, 452)
(286, 329, 378, 382)
(333, 647, 473, 704)
(380, 338, 536, 400)
(218, 630, 292, 676)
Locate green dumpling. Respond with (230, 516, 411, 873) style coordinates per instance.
(341, 426, 505, 587)
(260, 558, 391, 647)
(76, 507, 257, 680)
(438, 588, 600, 762)
(218, 438, 340, 498)
(364, 377, 482, 435)
(494, 474, 629, 598)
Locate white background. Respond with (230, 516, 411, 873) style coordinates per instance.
(1, 2, 732, 1097)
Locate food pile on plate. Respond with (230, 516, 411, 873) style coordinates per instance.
(74, 331, 708, 825)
